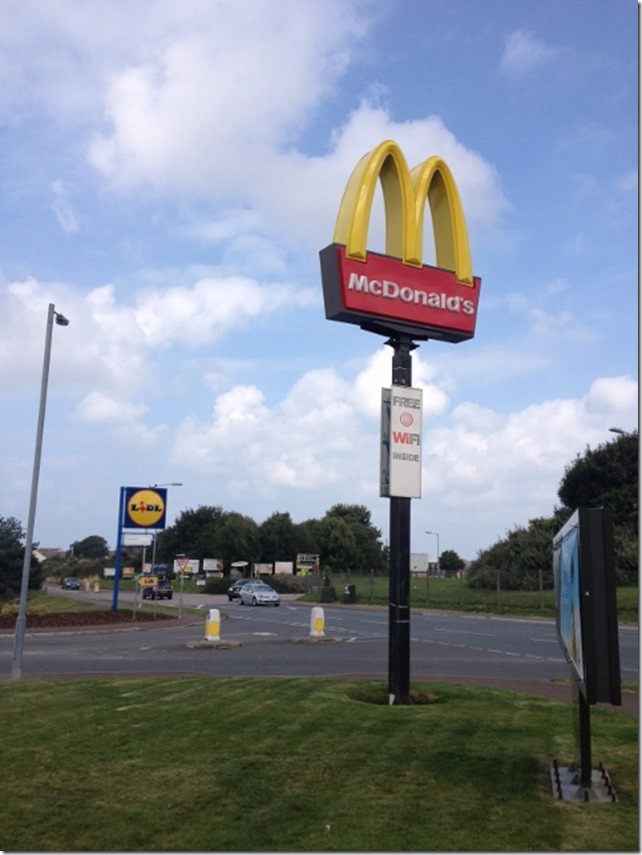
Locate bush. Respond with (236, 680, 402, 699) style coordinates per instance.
(266, 574, 307, 594)
(203, 577, 231, 595)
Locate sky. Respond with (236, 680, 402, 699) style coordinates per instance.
(0, 0, 637, 563)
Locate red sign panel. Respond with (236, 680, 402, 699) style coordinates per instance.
(321, 244, 482, 343)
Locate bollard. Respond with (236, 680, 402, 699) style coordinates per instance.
(205, 608, 221, 641)
(310, 606, 325, 637)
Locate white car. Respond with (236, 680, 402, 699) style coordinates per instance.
(239, 582, 280, 607)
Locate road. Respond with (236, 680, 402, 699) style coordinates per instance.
(0, 588, 637, 689)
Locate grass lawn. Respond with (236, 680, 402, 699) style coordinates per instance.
(314, 577, 639, 622)
(0, 677, 637, 852)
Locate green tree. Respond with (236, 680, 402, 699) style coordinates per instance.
(467, 512, 569, 591)
(324, 504, 387, 572)
(558, 431, 638, 528)
(438, 549, 465, 577)
(0, 516, 42, 600)
(558, 431, 638, 582)
(317, 515, 358, 572)
(155, 505, 225, 565)
(70, 535, 109, 559)
(293, 519, 321, 556)
(213, 512, 260, 574)
(259, 512, 298, 562)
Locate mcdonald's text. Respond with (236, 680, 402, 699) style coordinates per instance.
(348, 272, 475, 315)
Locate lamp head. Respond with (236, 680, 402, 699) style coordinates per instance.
(54, 312, 70, 327)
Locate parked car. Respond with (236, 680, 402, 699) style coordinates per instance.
(227, 578, 253, 601)
(239, 582, 280, 607)
(141, 579, 173, 600)
(61, 577, 80, 590)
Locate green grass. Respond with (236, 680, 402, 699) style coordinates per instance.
(0, 677, 637, 852)
(318, 576, 639, 622)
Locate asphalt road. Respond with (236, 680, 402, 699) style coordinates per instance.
(1, 589, 637, 692)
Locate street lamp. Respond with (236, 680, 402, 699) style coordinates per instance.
(609, 427, 626, 435)
(425, 531, 440, 574)
(11, 304, 69, 679)
(425, 530, 439, 608)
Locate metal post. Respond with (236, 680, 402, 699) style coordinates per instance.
(425, 531, 439, 605)
(111, 487, 126, 611)
(11, 304, 68, 679)
(387, 335, 414, 705)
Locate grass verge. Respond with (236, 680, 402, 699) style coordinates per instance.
(0, 677, 637, 852)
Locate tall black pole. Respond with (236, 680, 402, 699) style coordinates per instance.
(387, 335, 415, 704)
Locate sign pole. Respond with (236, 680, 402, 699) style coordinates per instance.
(112, 486, 126, 612)
(387, 335, 415, 705)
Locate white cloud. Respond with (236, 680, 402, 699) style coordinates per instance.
(423, 375, 638, 523)
(615, 170, 637, 192)
(500, 30, 560, 76)
(51, 180, 80, 234)
(75, 390, 148, 424)
(87, 1, 373, 194)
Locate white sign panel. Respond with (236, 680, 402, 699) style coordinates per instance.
(174, 558, 200, 575)
(203, 558, 224, 572)
(275, 561, 294, 575)
(381, 385, 422, 498)
(123, 533, 154, 546)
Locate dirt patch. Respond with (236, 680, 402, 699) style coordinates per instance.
(0, 611, 173, 630)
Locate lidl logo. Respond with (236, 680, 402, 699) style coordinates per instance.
(125, 488, 167, 530)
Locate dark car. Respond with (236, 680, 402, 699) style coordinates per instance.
(141, 579, 173, 600)
(61, 577, 80, 590)
(227, 578, 252, 601)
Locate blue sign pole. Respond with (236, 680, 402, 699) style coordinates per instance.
(111, 486, 126, 612)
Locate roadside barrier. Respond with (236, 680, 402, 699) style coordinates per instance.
(310, 606, 325, 638)
(205, 608, 221, 641)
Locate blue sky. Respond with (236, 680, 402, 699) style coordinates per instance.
(0, 0, 637, 561)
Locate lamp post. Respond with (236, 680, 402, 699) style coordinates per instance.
(425, 531, 439, 607)
(11, 304, 69, 679)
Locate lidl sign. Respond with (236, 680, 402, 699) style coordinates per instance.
(320, 140, 481, 342)
(124, 487, 167, 530)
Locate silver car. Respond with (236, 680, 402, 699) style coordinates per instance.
(239, 582, 280, 607)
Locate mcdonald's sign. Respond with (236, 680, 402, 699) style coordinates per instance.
(320, 140, 481, 342)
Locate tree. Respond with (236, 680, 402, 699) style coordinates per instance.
(438, 549, 465, 577)
(317, 516, 358, 572)
(467, 512, 569, 591)
(155, 505, 225, 564)
(0, 516, 42, 600)
(70, 535, 109, 560)
(558, 431, 638, 583)
(558, 431, 638, 532)
(259, 512, 298, 562)
(324, 504, 387, 572)
(213, 512, 260, 574)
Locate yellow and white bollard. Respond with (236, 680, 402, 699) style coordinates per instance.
(205, 608, 221, 641)
(310, 606, 325, 638)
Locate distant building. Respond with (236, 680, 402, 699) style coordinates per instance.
(33, 547, 66, 563)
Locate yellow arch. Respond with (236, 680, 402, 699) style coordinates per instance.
(333, 140, 473, 286)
